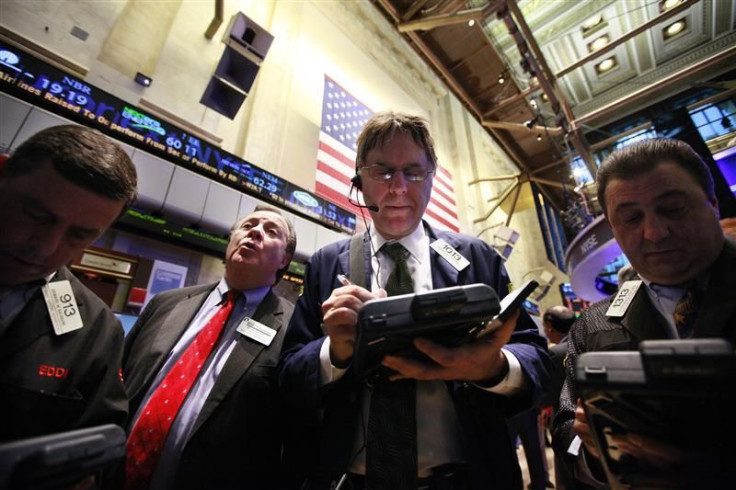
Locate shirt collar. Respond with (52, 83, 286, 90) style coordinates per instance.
(217, 277, 270, 307)
(370, 222, 427, 264)
(641, 272, 709, 301)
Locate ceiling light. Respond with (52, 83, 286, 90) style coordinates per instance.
(498, 73, 505, 84)
(524, 119, 535, 129)
(589, 35, 609, 52)
(468, 19, 475, 27)
(536, 134, 543, 141)
(662, 0, 684, 11)
(595, 57, 617, 74)
(582, 14, 603, 32)
(530, 99, 538, 109)
(664, 19, 686, 38)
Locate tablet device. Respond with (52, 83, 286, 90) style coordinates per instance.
(496, 279, 538, 323)
(353, 283, 500, 378)
(0, 424, 126, 490)
(575, 339, 736, 488)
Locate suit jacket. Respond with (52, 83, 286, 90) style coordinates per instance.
(279, 222, 551, 490)
(548, 337, 568, 413)
(0, 266, 127, 442)
(552, 239, 736, 485)
(123, 282, 296, 490)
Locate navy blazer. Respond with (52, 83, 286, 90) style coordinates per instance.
(279, 222, 551, 490)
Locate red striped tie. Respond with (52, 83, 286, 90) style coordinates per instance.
(124, 290, 238, 489)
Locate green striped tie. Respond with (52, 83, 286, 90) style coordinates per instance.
(383, 242, 414, 296)
(366, 242, 417, 490)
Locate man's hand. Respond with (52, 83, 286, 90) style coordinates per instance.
(381, 309, 520, 382)
(573, 398, 601, 460)
(321, 285, 386, 367)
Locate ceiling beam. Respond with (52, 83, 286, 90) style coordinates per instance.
(502, 0, 596, 177)
(482, 119, 564, 135)
(401, 0, 432, 22)
(483, 84, 539, 117)
(555, 0, 699, 78)
(398, 6, 488, 32)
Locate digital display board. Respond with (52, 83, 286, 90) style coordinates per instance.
(0, 43, 356, 233)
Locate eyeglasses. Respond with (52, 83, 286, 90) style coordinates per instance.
(361, 164, 435, 183)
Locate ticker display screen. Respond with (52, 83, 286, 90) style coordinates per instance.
(0, 43, 356, 233)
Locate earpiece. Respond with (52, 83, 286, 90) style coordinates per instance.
(351, 173, 362, 191)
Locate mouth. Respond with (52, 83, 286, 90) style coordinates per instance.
(5, 252, 44, 269)
(239, 241, 258, 252)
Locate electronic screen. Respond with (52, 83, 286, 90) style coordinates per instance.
(0, 43, 356, 233)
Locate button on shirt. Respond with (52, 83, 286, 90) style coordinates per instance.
(319, 224, 526, 476)
(130, 279, 269, 490)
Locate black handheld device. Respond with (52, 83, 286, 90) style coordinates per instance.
(495, 279, 538, 323)
(353, 283, 501, 378)
(0, 424, 126, 490)
(575, 339, 736, 488)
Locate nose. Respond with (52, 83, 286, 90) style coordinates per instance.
(245, 223, 264, 239)
(642, 212, 670, 243)
(29, 225, 65, 259)
(388, 170, 408, 194)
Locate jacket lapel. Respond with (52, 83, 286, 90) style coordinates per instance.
(428, 226, 460, 288)
(190, 290, 284, 435)
(137, 288, 213, 395)
(0, 267, 86, 359)
(620, 287, 669, 343)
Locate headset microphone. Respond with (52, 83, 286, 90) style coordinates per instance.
(348, 174, 379, 212)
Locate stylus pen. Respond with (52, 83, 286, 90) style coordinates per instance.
(336, 274, 352, 286)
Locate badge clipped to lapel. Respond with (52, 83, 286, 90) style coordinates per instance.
(605, 280, 643, 318)
(237, 317, 277, 346)
(42, 280, 83, 335)
(430, 238, 469, 272)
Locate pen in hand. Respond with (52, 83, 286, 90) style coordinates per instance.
(336, 274, 352, 286)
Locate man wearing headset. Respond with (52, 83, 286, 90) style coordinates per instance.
(279, 111, 550, 490)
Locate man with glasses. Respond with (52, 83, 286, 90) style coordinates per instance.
(279, 112, 550, 490)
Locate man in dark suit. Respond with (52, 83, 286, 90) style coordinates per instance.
(0, 125, 137, 442)
(122, 206, 298, 490)
(279, 112, 550, 490)
(553, 138, 736, 486)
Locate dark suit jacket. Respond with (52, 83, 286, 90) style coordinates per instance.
(279, 222, 551, 490)
(0, 266, 127, 442)
(552, 239, 736, 485)
(549, 337, 568, 413)
(123, 283, 296, 490)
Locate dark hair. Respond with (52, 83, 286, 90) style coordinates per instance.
(543, 306, 575, 334)
(596, 138, 714, 216)
(355, 111, 438, 170)
(6, 125, 137, 209)
(231, 205, 297, 282)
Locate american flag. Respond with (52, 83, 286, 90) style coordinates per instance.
(315, 75, 460, 232)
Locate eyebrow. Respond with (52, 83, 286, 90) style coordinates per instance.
(612, 190, 688, 213)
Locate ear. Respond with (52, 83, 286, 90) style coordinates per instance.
(280, 253, 292, 270)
